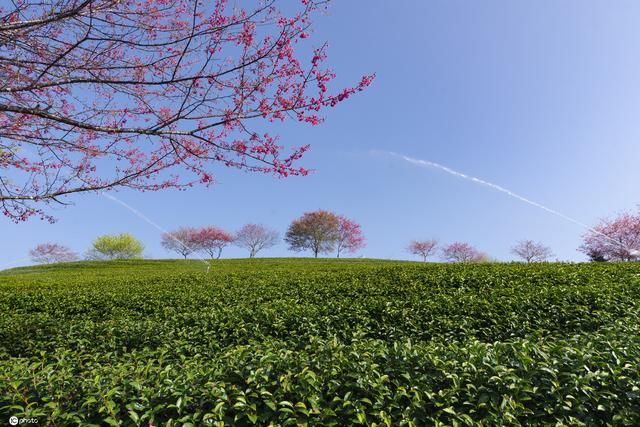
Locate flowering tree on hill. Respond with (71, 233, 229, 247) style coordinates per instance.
(335, 216, 365, 257)
(161, 227, 200, 259)
(285, 210, 340, 257)
(235, 224, 279, 258)
(29, 243, 78, 264)
(407, 239, 438, 262)
(194, 226, 234, 259)
(0, 0, 374, 222)
(511, 240, 554, 263)
(441, 242, 485, 263)
(579, 209, 640, 262)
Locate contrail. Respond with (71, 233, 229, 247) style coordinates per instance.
(101, 193, 211, 272)
(381, 151, 637, 254)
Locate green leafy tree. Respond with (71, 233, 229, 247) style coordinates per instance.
(87, 233, 144, 260)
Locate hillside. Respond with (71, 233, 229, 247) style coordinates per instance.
(1, 259, 640, 425)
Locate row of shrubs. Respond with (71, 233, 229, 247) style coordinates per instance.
(2, 261, 639, 425)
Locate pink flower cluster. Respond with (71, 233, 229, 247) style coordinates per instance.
(0, 0, 373, 222)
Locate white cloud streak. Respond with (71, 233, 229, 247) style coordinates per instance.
(378, 150, 636, 253)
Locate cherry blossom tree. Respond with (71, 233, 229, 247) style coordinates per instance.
(335, 215, 365, 258)
(235, 223, 279, 258)
(29, 242, 78, 264)
(194, 226, 234, 259)
(511, 240, 554, 263)
(441, 242, 484, 263)
(0, 0, 374, 222)
(161, 227, 200, 259)
(579, 209, 640, 262)
(407, 239, 438, 262)
(285, 210, 340, 257)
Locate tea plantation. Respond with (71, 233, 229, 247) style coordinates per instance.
(1, 259, 639, 426)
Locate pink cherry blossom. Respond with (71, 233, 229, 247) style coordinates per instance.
(0, 0, 374, 222)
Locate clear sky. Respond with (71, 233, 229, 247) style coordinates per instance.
(2, 1, 639, 267)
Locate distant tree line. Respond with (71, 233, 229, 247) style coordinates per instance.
(157, 211, 367, 259)
(26, 208, 640, 264)
(406, 239, 552, 263)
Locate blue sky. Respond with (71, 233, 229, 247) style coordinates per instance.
(2, 1, 639, 267)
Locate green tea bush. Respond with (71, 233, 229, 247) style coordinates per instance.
(1, 259, 639, 425)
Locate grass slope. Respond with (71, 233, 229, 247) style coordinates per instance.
(1, 259, 640, 426)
